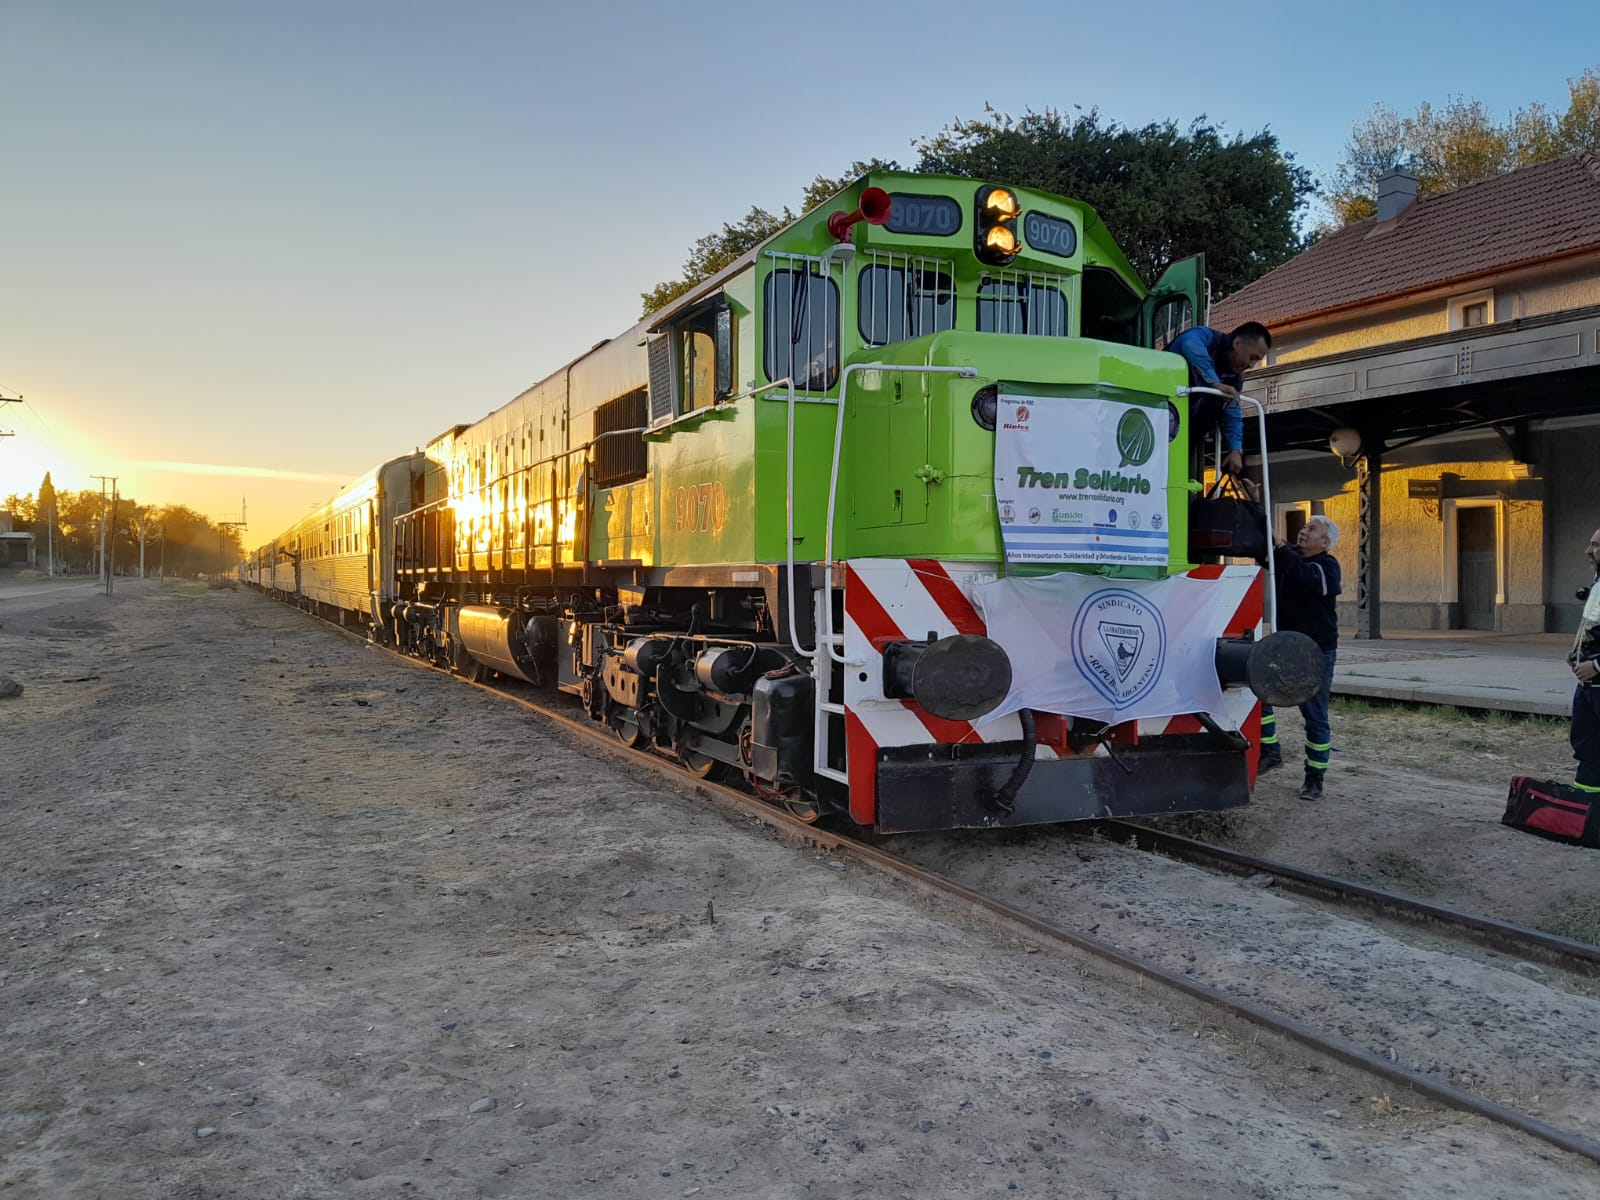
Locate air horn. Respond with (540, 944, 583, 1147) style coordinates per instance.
(826, 187, 893, 242)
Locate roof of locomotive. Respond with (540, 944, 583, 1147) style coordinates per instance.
(423, 170, 1151, 450)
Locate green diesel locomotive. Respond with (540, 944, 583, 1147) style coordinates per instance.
(247, 171, 1314, 832)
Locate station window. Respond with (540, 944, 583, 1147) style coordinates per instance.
(764, 263, 839, 392)
(1448, 288, 1494, 331)
(977, 275, 1070, 337)
(858, 256, 955, 347)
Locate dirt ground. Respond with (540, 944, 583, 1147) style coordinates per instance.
(3, 578, 1599, 1199)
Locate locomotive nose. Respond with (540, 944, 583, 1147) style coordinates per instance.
(882, 634, 1013, 721)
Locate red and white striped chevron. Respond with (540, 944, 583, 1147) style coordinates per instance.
(840, 558, 1265, 824)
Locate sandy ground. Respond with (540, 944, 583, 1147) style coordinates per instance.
(3, 579, 1599, 1199)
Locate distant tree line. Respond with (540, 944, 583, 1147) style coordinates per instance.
(644, 67, 1600, 312)
(3, 473, 243, 577)
(1324, 66, 1600, 225)
(642, 108, 1316, 315)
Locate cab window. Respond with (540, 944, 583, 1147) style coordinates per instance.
(858, 257, 955, 346)
(977, 276, 1069, 336)
(764, 264, 838, 393)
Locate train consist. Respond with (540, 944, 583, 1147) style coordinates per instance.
(245, 171, 1316, 833)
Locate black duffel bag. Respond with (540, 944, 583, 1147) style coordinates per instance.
(1189, 476, 1268, 562)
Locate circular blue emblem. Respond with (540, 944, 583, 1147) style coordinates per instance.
(1070, 588, 1168, 709)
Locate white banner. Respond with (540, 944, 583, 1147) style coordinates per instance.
(971, 573, 1230, 725)
(992, 390, 1169, 566)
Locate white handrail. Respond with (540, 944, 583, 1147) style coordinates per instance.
(1180, 385, 1275, 629)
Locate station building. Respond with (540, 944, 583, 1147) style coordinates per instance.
(1212, 153, 1600, 637)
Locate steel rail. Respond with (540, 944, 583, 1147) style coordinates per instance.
(1100, 820, 1600, 977)
(291, 602, 1600, 1169)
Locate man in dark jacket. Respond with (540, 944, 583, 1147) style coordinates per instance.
(1258, 515, 1342, 800)
(1166, 321, 1271, 477)
(1567, 526, 1600, 792)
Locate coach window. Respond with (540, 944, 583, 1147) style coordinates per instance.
(977, 276, 1068, 337)
(764, 264, 838, 392)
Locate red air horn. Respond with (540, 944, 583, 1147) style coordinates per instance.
(827, 187, 893, 242)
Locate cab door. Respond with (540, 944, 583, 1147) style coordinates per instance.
(1141, 253, 1205, 350)
(850, 370, 927, 529)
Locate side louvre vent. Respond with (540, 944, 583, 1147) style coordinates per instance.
(646, 336, 675, 425)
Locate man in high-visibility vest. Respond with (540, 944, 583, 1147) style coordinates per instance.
(1258, 515, 1342, 801)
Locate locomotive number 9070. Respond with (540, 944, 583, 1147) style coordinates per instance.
(675, 481, 728, 534)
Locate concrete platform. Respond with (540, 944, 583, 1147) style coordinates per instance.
(1333, 630, 1577, 717)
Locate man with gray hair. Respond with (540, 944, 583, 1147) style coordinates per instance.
(1567, 526, 1600, 793)
(1258, 514, 1343, 800)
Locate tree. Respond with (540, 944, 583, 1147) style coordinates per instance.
(915, 106, 1314, 297)
(641, 206, 795, 316)
(1327, 66, 1600, 226)
(37, 471, 57, 572)
(641, 158, 902, 316)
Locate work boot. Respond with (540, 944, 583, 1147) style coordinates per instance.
(1258, 750, 1283, 774)
(1299, 771, 1324, 801)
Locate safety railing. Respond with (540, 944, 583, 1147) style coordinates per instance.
(1179, 385, 1276, 628)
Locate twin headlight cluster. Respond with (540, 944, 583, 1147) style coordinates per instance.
(975, 186, 1021, 266)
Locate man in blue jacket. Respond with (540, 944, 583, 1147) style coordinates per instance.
(1259, 515, 1343, 800)
(1167, 321, 1271, 477)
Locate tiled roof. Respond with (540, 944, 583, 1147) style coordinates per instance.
(1211, 153, 1600, 330)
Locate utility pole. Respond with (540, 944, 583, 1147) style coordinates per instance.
(217, 497, 248, 584)
(90, 474, 118, 586)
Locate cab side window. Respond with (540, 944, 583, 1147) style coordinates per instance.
(764, 263, 838, 393)
(647, 297, 734, 422)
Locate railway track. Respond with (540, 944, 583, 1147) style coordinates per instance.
(1098, 820, 1600, 978)
(321, 613, 1600, 1168)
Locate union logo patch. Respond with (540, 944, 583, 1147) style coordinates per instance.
(1071, 588, 1167, 708)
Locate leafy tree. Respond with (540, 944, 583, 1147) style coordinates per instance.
(641, 206, 795, 316)
(2, 486, 243, 576)
(798, 157, 901, 215)
(1327, 66, 1600, 225)
(641, 158, 902, 316)
(915, 106, 1314, 297)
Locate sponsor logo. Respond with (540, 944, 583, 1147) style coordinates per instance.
(1128, 511, 1140, 529)
(1115, 408, 1157, 468)
(1151, 512, 1163, 531)
(1028, 507, 1042, 524)
(1001, 503, 1016, 523)
(1015, 405, 1030, 422)
(1072, 589, 1167, 708)
(1050, 509, 1084, 524)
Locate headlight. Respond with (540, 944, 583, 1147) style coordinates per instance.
(971, 385, 998, 431)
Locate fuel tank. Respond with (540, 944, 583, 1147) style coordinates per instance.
(456, 605, 558, 685)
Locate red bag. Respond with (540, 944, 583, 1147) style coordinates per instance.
(1503, 776, 1600, 848)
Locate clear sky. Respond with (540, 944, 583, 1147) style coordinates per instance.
(2, 0, 1593, 540)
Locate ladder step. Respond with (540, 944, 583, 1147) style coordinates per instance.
(814, 765, 848, 784)
(820, 702, 845, 715)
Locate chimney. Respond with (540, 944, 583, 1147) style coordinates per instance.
(1376, 167, 1418, 221)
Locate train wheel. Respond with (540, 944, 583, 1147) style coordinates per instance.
(780, 793, 823, 825)
(677, 743, 726, 780)
(611, 711, 645, 749)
